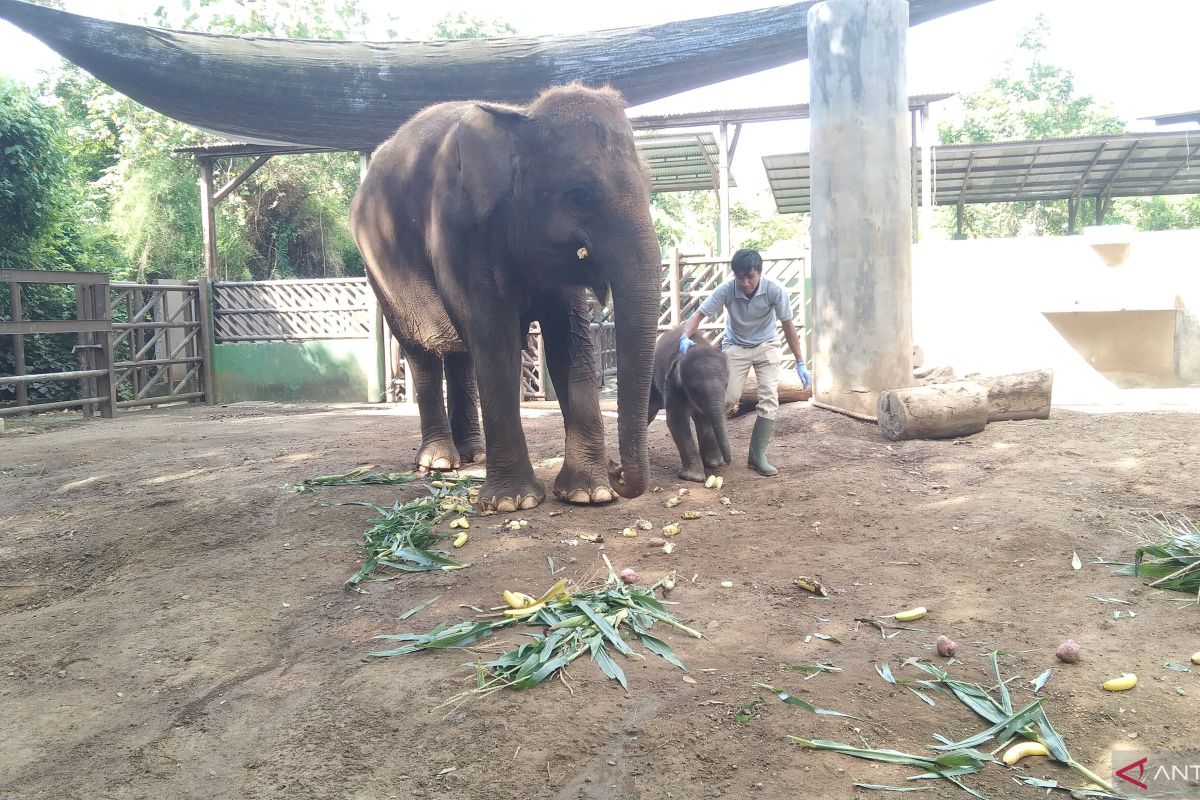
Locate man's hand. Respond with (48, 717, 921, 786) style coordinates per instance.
(678, 335, 695, 355)
(796, 361, 811, 389)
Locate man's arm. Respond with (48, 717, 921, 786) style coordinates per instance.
(681, 310, 705, 339)
(780, 319, 804, 363)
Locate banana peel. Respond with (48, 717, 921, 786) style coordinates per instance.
(793, 576, 829, 597)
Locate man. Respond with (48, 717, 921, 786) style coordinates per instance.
(679, 248, 809, 477)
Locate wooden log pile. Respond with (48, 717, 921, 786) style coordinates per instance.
(876, 369, 1053, 441)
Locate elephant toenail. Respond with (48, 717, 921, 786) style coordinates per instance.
(519, 495, 539, 509)
(592, 487, 613, 503)
(566, 490, 591, 504)
(497, 498, 518, 513)
(431, 457, 452, 470)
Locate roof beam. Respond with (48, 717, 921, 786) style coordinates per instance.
(1015, 146, 1042, 195)
(1096, 139, 1139, 202)
(1156, 142, 1200, 193)
(1070, 142, 1108, 202)
(957, 151, 976, 212)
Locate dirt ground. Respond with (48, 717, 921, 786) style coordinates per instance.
(2, 398, 1198, 800)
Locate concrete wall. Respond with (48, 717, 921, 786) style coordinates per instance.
(213, 340, 381, 404)
(912, 228, 1200, 403)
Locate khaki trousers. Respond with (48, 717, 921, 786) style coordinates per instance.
(723, 341, 782, 420)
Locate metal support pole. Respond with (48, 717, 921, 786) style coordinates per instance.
(718, 121, 731, 258)
(9, 281, 27, 408)
(920, 104, 933, 240)
(669, 248, 682, 327)
(910, 109, 919, 244)
(199, 160, 218, 280)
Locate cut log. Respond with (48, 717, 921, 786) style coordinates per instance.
(735, 370, 812, 414)
(970, 370, 1054, 422)
(876, 381, 988, 441)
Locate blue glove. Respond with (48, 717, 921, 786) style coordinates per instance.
(678, 335, 695, 355)
(796, 361, 811, 389)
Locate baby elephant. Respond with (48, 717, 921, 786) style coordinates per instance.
(648, 327, 733, 482)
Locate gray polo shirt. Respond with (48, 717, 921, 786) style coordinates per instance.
(699, 277, 794, 348)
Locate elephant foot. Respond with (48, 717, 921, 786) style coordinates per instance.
(415, 439, 461, 473)
(677, 467, 707, 483)
(454, 438, 487, 464)
(553, 463, 617, 505)
(477, 475, 546, 512)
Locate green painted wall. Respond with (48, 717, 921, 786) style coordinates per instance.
(213, 340, 380, 403)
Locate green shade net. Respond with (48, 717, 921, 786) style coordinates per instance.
(0, 0, 989, 150)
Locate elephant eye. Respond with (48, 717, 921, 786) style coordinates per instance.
(564, 186, 599, 213)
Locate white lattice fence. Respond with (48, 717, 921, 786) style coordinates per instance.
(657, 253, 809, 367)
(212, 278, 372, 342)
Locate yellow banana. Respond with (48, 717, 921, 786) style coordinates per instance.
(665, 496, 682, 508)
(681, 511, 702, 520)
(502, 590, 537, 609)
(535, 578, 569, 605)
(452, 532, 468, 548)
(704, 475, 717, 489)
(892, 606, 928, 622)
(503, 601, 546, 617)
(622, 527, 638, 538)
(1102, 673, 1137, 691)
(1002, 741, 1050, 766)
(1191, 651, 1200, 665)
(662, 522, 682, 537)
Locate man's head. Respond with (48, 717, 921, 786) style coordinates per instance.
(731, 248, 763, 297)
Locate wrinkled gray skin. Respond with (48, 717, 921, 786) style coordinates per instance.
(648, 327, 733, 483)
(350, 84, 660, 512)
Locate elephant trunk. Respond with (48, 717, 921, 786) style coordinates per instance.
(607, 231, 660, 499)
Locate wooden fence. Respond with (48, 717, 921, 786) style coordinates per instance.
(2, 256, 806, 417)
(1, 269, 214, 418)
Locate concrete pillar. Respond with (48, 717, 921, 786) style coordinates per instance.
(809, 0, 913, 416)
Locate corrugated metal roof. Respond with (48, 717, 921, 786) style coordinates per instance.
(636, 131, 730, 193)
(1141, 110, 1200, 127)
(764, 131, 1200, 214)
(628, 93, 954, 129)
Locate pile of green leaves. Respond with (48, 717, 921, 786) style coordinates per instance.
(781, 653, 1113, 798)
(368, 557, 700, 695)
(289, 465, 439, 495)
(289, 468, 481, 588)
(1110, 513, 1200, 601)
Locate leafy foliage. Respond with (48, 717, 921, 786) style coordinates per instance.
(430, 12, 517, 39)
(937, 17, 1127, 238)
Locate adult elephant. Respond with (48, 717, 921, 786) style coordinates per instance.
(350, 83, 659, 513)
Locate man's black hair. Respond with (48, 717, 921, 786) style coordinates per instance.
(730, 248, 763, 277)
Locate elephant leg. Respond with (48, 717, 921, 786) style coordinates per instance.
(665, 393, 706, 483)
(647, 383, 664, 426)
(403, 345, 460, 472)
(693, 409, 724, 472)
(540, 291, 614, 505)
(444, 352, 485, 464)
(465, 300, 544, 513)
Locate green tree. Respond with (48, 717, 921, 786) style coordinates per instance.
(938, 16, 1126, 238)
(430, 12, 518, 39)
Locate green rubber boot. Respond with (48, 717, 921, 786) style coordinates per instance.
(747, 416, 779, 477)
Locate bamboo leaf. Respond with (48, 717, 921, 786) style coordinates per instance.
(592, 643, 629, 689)
(574, 598, 634, 656)
(637, 631, 686, 670)
(989, 651, 1012, 714)
(854, 785, 930, 793)
(756, 684, 859, 718)
(399, 595, 440, 620)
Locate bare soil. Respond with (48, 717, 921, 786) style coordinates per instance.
(1, 400, 1198, 800)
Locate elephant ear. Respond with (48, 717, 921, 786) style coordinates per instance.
(452, 104, 529, 224)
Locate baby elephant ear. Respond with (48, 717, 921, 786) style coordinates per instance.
(452, 104, 529, 223)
